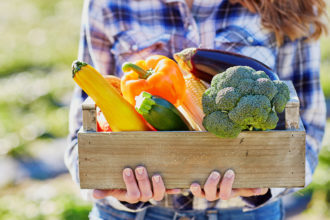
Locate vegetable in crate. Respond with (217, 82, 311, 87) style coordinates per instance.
(180, 72, 207, 131)
(174, 48, 279, 83)
(135, 92, 190, 131)
(121, 55, 186, 107)
(121, 55, 204, 131)
(104, 75, 122, 95)
(202, 66, 290, 138)
(72, 61, 150, 131)
(96, 75, 121, 132)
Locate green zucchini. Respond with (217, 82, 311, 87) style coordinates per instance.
(135, 92, 190, 131)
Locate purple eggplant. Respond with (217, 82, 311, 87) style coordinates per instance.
(174, 48, 279, 83)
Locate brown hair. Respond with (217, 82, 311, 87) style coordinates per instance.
(230, 0, 328, 45)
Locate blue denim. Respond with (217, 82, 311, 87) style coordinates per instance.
(89, 199, 284, 220)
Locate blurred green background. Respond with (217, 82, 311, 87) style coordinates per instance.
(0, 0, 329, 219)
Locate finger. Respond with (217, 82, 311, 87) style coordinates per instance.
(231, 188, 254, 197)
(251, 188, 268, 196)
(93, 189, 126, 200)
(190, 183, 205, 198)
(151, 175, 166, 201)
(123, 168, 141, 203)
(204, 171, 221, 201)
(254, 188, 268, 196)
(219, 169, 235, 200)
(232, 188, 269, 197)
(135, 167, 153, 202)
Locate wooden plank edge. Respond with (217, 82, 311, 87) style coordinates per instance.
(82, 96, 96, 110)
(284, 80, 300, 108)
(80, 185, 306, 190)
(77, 122, 306, 138)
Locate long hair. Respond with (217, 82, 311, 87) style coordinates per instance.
(230, 0, 328, 45)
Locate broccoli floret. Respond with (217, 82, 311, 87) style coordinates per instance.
(253, 78, 278, 100)
(274, 80, 290, 99)
(202, 87, 218, 115)
(217, 66, 254, 89)
(272, 94, 287, 113)
(203, 111, 242, 138)
(215, 87, 241, 111)
(228, 95, 271, 126)
(272, 80, 290, 113)
(254, 110, 279, 130)
(237, 78, 255, 96)
(210, 73, 225, 89)
(252, 70, 270, 80)
(202, 66, 290, 138)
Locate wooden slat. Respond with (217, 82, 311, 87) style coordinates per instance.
(78, 123, 305, 189)
(82, 96, 96, 110)
(284, 81, 300, 129)
(82, 97, 96, 132)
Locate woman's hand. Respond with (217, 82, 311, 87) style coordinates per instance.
(190, 170, 268, 201)
(93, 166, 181, 203)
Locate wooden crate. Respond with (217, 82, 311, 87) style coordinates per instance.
(78, 81, 305, 189)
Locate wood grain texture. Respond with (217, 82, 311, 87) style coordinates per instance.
(78, 124, 305, 189)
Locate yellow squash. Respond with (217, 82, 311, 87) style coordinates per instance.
(72, 61, 150, 131)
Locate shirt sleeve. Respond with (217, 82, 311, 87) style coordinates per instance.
(242, 37, 326, 208)
(64, 0, 152, 212)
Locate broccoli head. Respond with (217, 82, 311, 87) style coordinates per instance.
(202, 66, 290, 138)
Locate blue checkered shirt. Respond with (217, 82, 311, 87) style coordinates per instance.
(65, 0, 326, 212)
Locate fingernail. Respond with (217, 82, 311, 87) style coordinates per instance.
(225, 170, 234, 179)
(254, 188, 262, 194)
(136, 167, 144, 175)
(153, 175, 160, 183)
(124, 168, 131, 177)
(211, 171, 220, 180)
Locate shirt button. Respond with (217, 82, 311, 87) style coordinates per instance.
(131, 44, 138, 51)
(188, 25, 193, 31)
(247, 36, 254, 43)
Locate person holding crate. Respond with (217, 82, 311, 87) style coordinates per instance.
(66, 0, 328, 219)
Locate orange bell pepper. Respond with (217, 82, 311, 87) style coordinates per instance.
(121, 55, 186, 107)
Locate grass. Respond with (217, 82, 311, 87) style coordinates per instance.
(0, 0, 91, 219)
(0, 0, 81, 77)
(0, 0, 80, 157)
(0, 175, 91, 220)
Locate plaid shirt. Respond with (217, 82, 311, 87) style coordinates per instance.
(65, 0, 326, 212)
